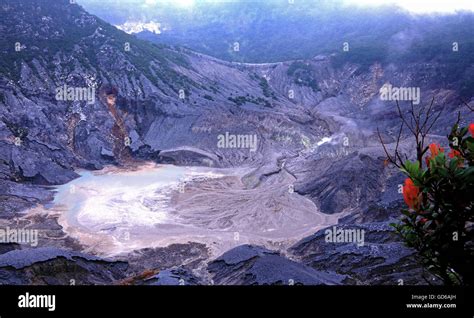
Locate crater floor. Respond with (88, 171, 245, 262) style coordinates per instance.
(28, 163, 343, 258)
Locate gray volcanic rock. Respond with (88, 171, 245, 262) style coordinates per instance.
(0, 179, 54, 216)
(158, 147, 220, 167)
(208, 244, 345, 285)
(145, 267, 201, 286)
(290, 222, 441, 285)
(339, 200, 406, 225)
(0, 247, 105, 269)
(122, 243, 210, 274)
(0, 243, 21, 255)
(9, 145, 78, 185)
(294, 152, 384, 214)
(0, 247, 128, 284)
(0, 138, 79, 185)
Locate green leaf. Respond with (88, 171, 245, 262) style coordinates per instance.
(467, 140, 474, 152)
(435, 153, 446, 166)
(449, 158, 460, 170)
(404, 160, 422, 179)
(438, 166, 448, 177)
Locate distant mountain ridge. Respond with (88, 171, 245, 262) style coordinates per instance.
(78, 0, 473, 67)
(77, 0, 474, 98)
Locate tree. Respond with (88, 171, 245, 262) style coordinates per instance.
(378, 100, 474, 285)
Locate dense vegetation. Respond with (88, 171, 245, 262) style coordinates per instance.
(0, 0, 193, 92)
(394, 121, 474, 285)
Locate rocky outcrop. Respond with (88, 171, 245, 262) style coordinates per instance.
(0, 246, 128, 285)
(290, 222, 441, 285)
(294, 152, 384, 214)
(140, 267, 202, 286)
(158, 147, 220, 167)
(208, 245, 345, 285)
(122, 243, 210, 275)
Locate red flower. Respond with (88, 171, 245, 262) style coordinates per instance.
(403, 178, 420, 210)
(425, 143, 444, 167)
(448, 149, 464, 167)
(419, 217, 428, 224)
(448, 149, 461, 159)
(469, 123, 474, 137)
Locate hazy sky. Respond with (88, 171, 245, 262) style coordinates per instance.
(344, 0, 474, 13)
(141, 0, 474, 13)
(80, 0, 474, 14)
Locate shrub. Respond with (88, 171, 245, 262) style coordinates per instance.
(392, 121, 474, 285)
